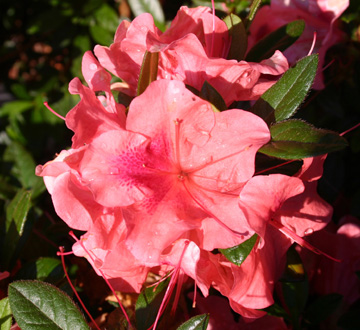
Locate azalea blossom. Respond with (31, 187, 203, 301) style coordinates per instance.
(94, 6, 289, 104)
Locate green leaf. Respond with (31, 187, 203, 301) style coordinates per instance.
(246, 20, 305, 62)
(15, 258, 63, 283)
(135, 278, 169, 330)
(200, 81, 227, 112)
(3, 188, 32, 268)
(0, 298, 12, 330)
(0, 101, 33, 118)
(4, 141, 44, 193)
(128, 0, 165, 29)
(6, 188, 32, 236)
(89, 25, 114, 46)
(177, 314, 209, 330)
(8, 280, 90, 330)
(247, 0, 262, 24)
(219, 234, 258, 266)
(94, 4, 119, 32)
(223, 14, 247, 61)
(137, 51, 159, 96)
(250, 55, 318, 125)
(280, 246, 308, 328)
(259, 120, 348, 159)
(303, 293, 343, 326)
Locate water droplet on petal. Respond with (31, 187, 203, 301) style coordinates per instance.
(109, 167, 119, 175)
(242, 71, 249, 78)
(304, 228, 314, 236)
(90, 63, 98, 71)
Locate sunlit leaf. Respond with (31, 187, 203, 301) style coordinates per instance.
(259, 120, 348, 159)
(177, 314, 209, 330)
(250, 55, 318, 125)
(220, 234, 258, 266)
(128, 0, 165, 29)
(223, 13, 247, 61)
(136, 278, 169, 330)
(0, 298, 12, 330)
(8, 280, 89, 330)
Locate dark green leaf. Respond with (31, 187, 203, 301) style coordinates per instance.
(259, 120, 348, 159)
(137, 51, 159, 96)
(250, 55, 318, 125)
(246, 20, 305, 62)
(177, 314, 209, 330)
(8, 280, 89, 330)
(303, 293, 343, 325)
(200, 81, 227, 112)
(219, 234, 258, 266)
(223, 14, 247, 61)
(280, 246, 308, 328)
(0, 298, 12, 330)
(6, 188, 32, 236)
(128, 0, 165, 29)
(15, 258, 63, 283)
(135, 277, 169, 330)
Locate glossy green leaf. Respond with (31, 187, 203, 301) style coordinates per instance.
(89, 25, 114, 46)
(223, 14, 247, 61)
(250, 55, 318, 125)
(8, 280, 89, 330)
(177, 314, 209, 330)
(128, 0, 165, 29)
(219, 234, 258, 266)
(259, 120, 348, 159)
(0, 298, 12, 330)
(94, 4, 119, 32)
(135, 277, 169, 330)
(200, 81, 227, 112)
(246, 20, 305, 62)
(137, 51, 159, 96)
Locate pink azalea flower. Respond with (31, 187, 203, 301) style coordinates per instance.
(94, 6, 289, 103)
(238, 173, 332, 251)
(76, 79, 270, 264)
(248, 0, 349, 89)
(72, 212, 150, 292)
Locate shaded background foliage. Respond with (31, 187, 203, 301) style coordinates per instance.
(0, 0, 360, 329)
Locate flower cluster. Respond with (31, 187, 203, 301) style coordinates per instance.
(36, 2, 351, 326)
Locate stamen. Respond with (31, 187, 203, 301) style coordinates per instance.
(192, 282, 197, 308)
(174, 118, 183, 168)
(255, 160, 296, 175)
(211, 0, 216, 57)
(151, 241, 190, 330)
(43, 102, 66, 121)
(182, 181, 248, 238)
(69, 231, 133, 328)
(307, 31, 317, 56)
(187, 145, 252, 174)
(57, 246, 101, 330)
(340, 122, 360, 136)
(269, 219, 341, 262)
(142, 163, 177, 175)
